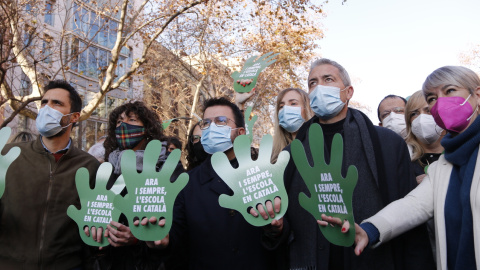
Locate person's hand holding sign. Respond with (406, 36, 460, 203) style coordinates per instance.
(136, 215, 170, 249)
(113, 141, 188, 242)
(320, 214, 370, 255)
(231, 52, 279, 93)
(211, 134, 289, 228)
(291, 123, 358, 247)
(251, 196, 284, 237)
(67, 162, 123, 247)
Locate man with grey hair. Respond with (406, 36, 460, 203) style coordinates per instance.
(281, 58, 435, 270)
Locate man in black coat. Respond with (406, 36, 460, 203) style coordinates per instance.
(147, 97, 286, 270)
(283, 58, 435, 270)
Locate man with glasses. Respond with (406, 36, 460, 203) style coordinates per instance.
(147, 97, 285, 270)
(377, 94, 408, 138)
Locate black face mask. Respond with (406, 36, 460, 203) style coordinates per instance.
(193, 142, 210, 163)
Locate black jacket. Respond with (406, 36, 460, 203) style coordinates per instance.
(284, 109, 435, 270)
(167, 157, 281, 270)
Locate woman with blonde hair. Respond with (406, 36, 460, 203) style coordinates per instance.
(405, 90, 444, 184)
(272, 88, 313, 161)
(325, 66, 480, 269)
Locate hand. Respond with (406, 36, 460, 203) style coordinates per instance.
(416, 174, 426, 185)
(84, 226, 104, 243)
(258, 197, 284, 237)
(231, 52, 279, 93)
(235, 88, 256, 109)
(146, 234, 169, 249)
(250, 197, 281, 220)
(317, 213, 350, 231)
(135, 217, 170, 249)
(319, 214, 369, 255)
(105, 221, 137, 247)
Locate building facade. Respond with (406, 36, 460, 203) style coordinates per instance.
(2, 0, 142, 150)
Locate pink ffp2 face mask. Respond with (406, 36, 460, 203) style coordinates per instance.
(430, 95, 475, 133)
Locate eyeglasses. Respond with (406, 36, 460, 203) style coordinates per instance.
(380, 107, 405, 121)
(191, 135, 201, 143)
(199, 116, 237, 130)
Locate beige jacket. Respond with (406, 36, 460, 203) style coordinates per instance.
(365, 152, 480, 269)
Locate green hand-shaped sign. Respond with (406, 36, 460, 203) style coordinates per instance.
(67, 162, 123, 247)
(211, 134, 289, 227)
(113, 140, 188, 241)
(162, 119, 174, 130)
(231, 52, 279, 93)
(0, 127, 20, 199)
(291, 124, 358, 246)
(244, 106, 258, 142)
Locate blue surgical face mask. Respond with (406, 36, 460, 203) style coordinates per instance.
(201, 124, 238, 154)
(278, 105, 305, 133)
(36, 105, 73, 137)
(309, 85, 347, 120)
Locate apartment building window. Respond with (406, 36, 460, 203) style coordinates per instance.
(26, 2, 32, 14)
(73, 2, 118, 49)
(87, 46, 98, 77)
(70, 38, 129, 81)
(107, 20, 118, 49)
(43, 35, 53, 64)
(98, 17, 108, 47)
(23, 25, 35, 47)
(25, 0, 39, 16)
(88, 10, 99, 43)
(73, 2, 88, 35)
(45, 1, 54, 25)
(20, 72, 32, 96)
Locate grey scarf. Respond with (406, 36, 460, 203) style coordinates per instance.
(108, 141, 168, 175)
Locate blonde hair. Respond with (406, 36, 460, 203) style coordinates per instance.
(405, 90, 427, 163)
(422, 66, 480, 95)
(271, 88, 313, 162)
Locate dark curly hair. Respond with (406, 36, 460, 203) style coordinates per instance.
(185, 122, 201, 171)
(104, 101, 166, 161)
(166, 136, 182, 150)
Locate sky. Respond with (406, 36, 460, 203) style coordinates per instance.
(315, 0, 480, 123)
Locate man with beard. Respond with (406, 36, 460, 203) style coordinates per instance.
(0, 80, 99, 269)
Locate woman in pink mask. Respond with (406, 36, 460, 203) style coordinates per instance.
(323, 66, 480, 270)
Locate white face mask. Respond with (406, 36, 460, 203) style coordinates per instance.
(36, 105, 73, 137)
(411, 114, 443, 145)
(382, 112, 407, 138)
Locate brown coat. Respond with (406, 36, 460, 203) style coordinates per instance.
(0, 136, 99, 270)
